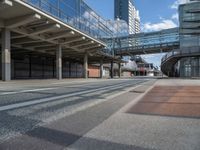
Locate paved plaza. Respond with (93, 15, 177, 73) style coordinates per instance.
(128, 86, 200, 118)
(0, 78, 200, 150)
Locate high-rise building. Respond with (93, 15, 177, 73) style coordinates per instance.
(114, 0, 140, 34)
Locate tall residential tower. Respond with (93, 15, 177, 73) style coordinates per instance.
(114, 0, 140, 34)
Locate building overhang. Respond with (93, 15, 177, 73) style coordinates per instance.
(0, 0, 120, 63)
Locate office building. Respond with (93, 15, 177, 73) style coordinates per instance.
(114, 0, 140, 34)
(161, 0, 200, 77)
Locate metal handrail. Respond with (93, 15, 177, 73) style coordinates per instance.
(161, 47, 200, 63)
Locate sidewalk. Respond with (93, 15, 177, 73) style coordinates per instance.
(68, 79, 200, 150)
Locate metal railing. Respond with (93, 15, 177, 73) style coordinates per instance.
(161, 46, 200, 63)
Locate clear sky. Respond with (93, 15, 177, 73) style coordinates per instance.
(84, 0, 187, 68)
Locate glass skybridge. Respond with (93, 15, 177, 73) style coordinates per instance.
(103, 28, 180, 55)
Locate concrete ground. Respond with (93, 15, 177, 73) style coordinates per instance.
(0, 78, 200, 150)
(0, 78, 153, 148)
(68, 79, 200, 150)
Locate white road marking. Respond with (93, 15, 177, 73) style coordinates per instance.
(0, 82, 139, 112)
(0, 80, 133, 96)
(0, 88, 57, 96)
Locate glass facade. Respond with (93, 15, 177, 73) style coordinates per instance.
(23, 0, 113, 39)
(179, 1, 200, 49)
(178, 1, 200, 77)
(161, 1, 200, 77)
(105, 28, 179, 52)
(114, 0, 140, 34)
(179, 57, 200, 77)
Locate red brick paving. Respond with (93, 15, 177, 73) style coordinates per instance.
(127, 86, 200, 118)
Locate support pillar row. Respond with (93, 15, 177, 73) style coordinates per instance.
(2, 28, 11, 81)
(100, 60, 103, 79)
(84, 52, 88, 79)
(110, 60, 114, 79)
(118, 63, 121, 78)
(56, 45, 62, 80)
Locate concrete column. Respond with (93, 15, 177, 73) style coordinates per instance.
(110, 60, 114, 78)
(1, 28, 11, 81)
(56, 45, 62, 80)
(100, 60, 103, 78)
(84, 52, 88, 79)
(29, 54, 32, 78)
(118, 63, 121, 78)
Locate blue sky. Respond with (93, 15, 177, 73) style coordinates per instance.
(84, 0, 178, 24)
(84, 0, 187, 68)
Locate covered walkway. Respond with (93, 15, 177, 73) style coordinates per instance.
(103, 28, 180, 55)
(0, 0, 121, 81)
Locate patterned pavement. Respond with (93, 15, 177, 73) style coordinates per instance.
(128, 86, 200, 118)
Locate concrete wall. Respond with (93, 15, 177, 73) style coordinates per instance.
(103, 68, 110, 78)
(122, 71, 132, 77)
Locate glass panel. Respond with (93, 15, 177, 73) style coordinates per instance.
(22, 0, 113, 39)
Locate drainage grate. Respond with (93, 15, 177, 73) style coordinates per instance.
(129, 90, 145, 93)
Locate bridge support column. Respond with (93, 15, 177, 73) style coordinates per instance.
(84, 52, 88, 79)
(110, 60, 114, 79)
(100, 60, 103, 79)
(56, 45, 62, 80)
(2, 28, 11, 81)
(118, 63, 121, 78)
